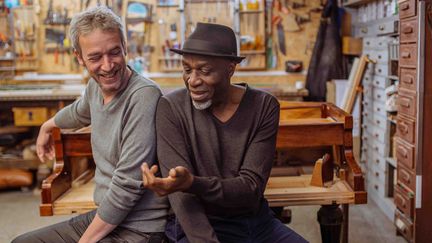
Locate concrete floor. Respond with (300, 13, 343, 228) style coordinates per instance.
(0, 189, 407, 243)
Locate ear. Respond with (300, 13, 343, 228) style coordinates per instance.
(74, 50, 84, 66)
(228, 62, 236, 77)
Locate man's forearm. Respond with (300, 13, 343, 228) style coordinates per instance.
(79, 213, 117, 243)
(41, 117, 58, 132)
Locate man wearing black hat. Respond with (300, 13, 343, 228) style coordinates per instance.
(142, 22, 307, 242)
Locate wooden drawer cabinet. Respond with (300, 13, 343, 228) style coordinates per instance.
(397, 116, 416, 144)
(399, 0, 417, 19)
(397, 163, 416, 193)
(400, 44, 418, 68)
(395, 209, 413, 240)
(400, 17, 418, 43)
(399, 68, 417, 91)
(397, 89, 417, 117)
(396, 139, 415, 169)
(395, 186, 415, 219)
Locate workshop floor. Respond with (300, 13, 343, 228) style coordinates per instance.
(0, 189, 406, 243)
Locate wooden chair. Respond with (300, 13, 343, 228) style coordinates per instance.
(40, 127, 96, 216)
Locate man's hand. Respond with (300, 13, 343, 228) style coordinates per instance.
(141, 162, 194, 196)
(36, 118, 57, 163)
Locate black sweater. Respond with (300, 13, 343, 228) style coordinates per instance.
(156, 84, 280, 242)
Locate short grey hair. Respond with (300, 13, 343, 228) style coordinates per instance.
(69, 6, 126, 55)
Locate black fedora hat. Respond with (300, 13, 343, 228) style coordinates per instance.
(170, 22, 245, 63)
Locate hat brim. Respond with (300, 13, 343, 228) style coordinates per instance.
(170, 48, 245, 63)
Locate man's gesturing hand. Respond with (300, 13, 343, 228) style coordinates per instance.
(141, 162, 194, 196)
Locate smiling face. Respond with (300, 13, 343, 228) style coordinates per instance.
(75, 29, 131, 98)
(182, 54, 235, 110)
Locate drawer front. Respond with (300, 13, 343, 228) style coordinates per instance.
(372, 112, 387, 130)
(397, 89, 417, 117)
(357, 24, 373, 38)
(396, 139, 415, 169)
(371, 75, 387, 89)
(399, 44, 418, 68)
(397, 116, 416, 144)
(363, 73, 373, 86)
(371, 125, 387, 144)
(372, 150, 386, 172)
(363, 36, 391, 50)
(374, 21, 398, 36)
(368, 173, 386, 197)
(400, 17, 418, 43)
(373, 101, 386, 116)
(362, 99, 374, 113)
(371, 138, 386, 156)
(365, 50, 389, 64)
(363, 85, 373, 100)
(399, 0, 416, 19)
(399, 68, 417, 91)
(373, 88, 386, 103)
(397, 163, 416, 193)
(12, 107, 48, 126)
(374, 64, 390, 76)
(395, 186, 414, 219)
(395, 209, 413, 241)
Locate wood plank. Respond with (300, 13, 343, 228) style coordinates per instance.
(53, 179, 96, 215)
(264, 175, 355, 206)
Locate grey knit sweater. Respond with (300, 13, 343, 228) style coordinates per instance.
(55, 69, 169, 233)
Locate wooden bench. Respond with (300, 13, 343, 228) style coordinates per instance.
(40, 102, 366, 243)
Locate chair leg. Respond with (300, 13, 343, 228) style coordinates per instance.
(317, 204, 343, 243)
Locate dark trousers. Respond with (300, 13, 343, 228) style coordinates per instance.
(12, 210, 166, 243)
(166, 200, 308, 243)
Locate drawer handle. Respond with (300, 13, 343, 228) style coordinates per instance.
(400, 2, 410, 11)
(398, 146, 409, 158)
(400, 98, 411, 108)
(377, 107, 381, 112)
(401, 170, 411, 183)
(396, 195, 407, 208)
(374, 185, 379, 190)
(375, 159, 380, 164)
(402, 75, 414, 84)
(376, 120, 381, 125)
(374, 146, 379, 151)
(361, 28, 368, 33)
(377, 94, 382, 99)
(403, 26, 414, 34)
(399, 122, 409, 134)
(374, 133, 379, 138)
(401, 52, 411, 59)
(377, 69, 382, 73)
(375, 172, 379, 177)
(378, 25, 385, 31)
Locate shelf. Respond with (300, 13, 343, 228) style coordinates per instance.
(342, 0, 376, 8)
(239, 10, 263, 14)
(0, 157, 40, 170)
(240, 50, 266, 55)
(387, 75, 399, 81)
(0, 57, 15, 61)
(0, 67, 16, 71)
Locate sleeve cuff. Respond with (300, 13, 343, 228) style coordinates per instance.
(185, 176, 209, 195)
(97, 198, 130, 225)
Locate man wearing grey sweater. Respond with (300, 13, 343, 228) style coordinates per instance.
(13, 6, 169, 243)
